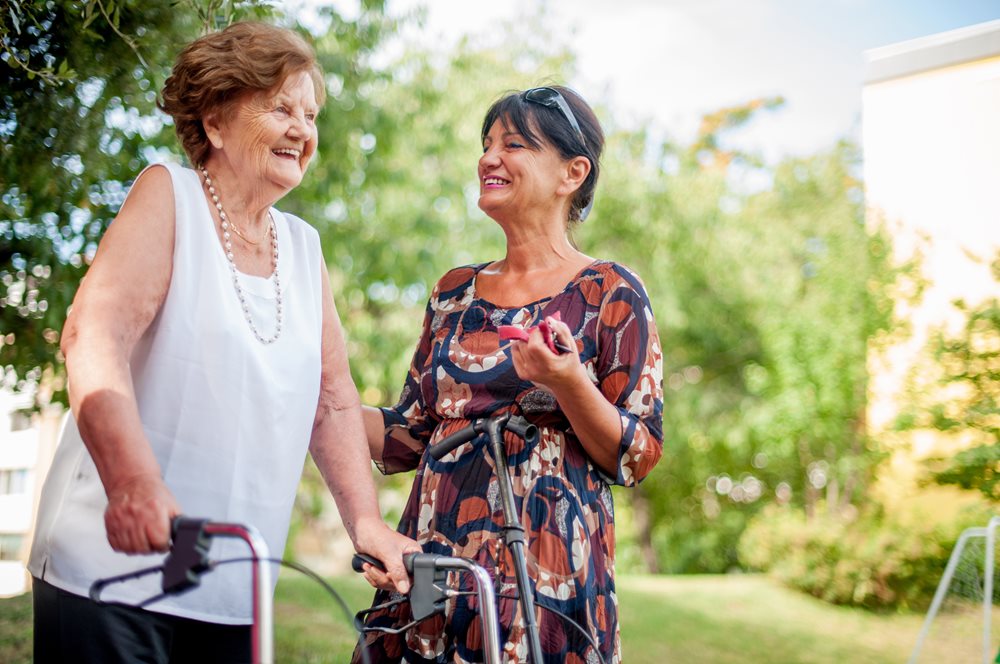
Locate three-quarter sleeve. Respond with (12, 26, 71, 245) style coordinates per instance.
(377, 293, 440, 475)
(594, 266, 664, 486)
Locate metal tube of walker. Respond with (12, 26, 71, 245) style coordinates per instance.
(203, 522, 274, 664)
(438, 556, 503, 664)
(485, 416, 545, 663)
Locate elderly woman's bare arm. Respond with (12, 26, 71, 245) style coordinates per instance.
(309, 261, 418, 593)
(60, 165, 182, 553)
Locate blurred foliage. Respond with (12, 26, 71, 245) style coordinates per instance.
(917, 254, 1000, 499)
(739, 502, 991, 610)
(299, 15, 905, 574)
(587, 124, 901, 572)
(1, 0, 278, 405)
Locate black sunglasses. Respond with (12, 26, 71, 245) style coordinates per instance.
(521, 87, 594, 220)
(522, 87, 588, 149)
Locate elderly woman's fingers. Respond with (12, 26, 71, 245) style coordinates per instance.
(104, 474, 181, 554)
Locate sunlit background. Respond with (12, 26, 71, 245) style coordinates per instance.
(2, 1, 1000, 661)
(304, 0, 1000, 159)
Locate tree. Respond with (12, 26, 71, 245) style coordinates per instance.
(582, 103, 900, 572)
(0, 1, 396, 409)
(920, 254, 1000, 499)
(3, 2, 166, 404)
(2, 1, 247, 405)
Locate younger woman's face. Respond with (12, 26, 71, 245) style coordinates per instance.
(477, 118, 571, 220)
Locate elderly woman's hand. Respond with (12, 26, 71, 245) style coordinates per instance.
(104, 473, 181, 554)
(509, 315, 586, 392)
(353, 520, 421, 594)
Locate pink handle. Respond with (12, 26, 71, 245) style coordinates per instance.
(498, 312, 562, 354)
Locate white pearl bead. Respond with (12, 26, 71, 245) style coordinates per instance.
(201, 166, 282, 344)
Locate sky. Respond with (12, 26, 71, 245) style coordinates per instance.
(314, 0, 1000, 162)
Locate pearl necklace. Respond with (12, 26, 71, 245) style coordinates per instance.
(199, 165, 283, 344)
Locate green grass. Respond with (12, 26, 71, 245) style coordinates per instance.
(0, 589, 31, 664)
(271, 569, 374, 663)
(0, 573, 989, 663)
(615, 574, 983, 663)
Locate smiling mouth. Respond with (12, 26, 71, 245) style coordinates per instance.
(483, 177, 509, 187)
(272, 148, 301, 160)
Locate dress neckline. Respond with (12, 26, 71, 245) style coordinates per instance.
(469, 259, 602, 310)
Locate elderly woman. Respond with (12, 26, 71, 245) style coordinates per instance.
(28, 22, 415, 663)
(355, 86, 663, 663)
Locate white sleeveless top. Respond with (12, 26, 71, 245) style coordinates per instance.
(29, 162, 324, 624)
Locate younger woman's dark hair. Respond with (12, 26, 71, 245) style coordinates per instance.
(480, 85, 604, 223)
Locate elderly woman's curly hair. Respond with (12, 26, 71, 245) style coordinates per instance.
(159, 22, 325, 166)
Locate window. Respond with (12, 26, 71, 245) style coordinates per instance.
(0, 469, 28, 495)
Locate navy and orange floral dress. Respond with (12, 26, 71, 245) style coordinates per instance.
(354, 260, 663, 664)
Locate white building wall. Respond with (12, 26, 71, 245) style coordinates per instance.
(0, 389, 62, 596)
(863, 21, 1000, 507)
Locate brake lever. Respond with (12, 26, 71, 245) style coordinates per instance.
(352, 552, 449, 626)
(89, 516, 213, 605)
(161, 517, 212, 595)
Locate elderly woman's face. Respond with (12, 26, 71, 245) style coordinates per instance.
(214, 70, 319, 193)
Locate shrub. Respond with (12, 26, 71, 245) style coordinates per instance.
(738, 503, 991, 610)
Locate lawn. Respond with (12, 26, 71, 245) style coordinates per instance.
(0, 573, 988, 662)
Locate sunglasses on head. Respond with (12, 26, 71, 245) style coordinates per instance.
(522, 87, 587, 149)
(521, 87, 594, 220)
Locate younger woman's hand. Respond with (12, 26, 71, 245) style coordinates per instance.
(509, 316, 584, 390)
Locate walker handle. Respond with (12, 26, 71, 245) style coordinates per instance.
(351, 552, 418, 574)
(430, 414, 538, 460)
(429, 420, 487, 460)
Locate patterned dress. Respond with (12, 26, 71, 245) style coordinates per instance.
(354, 260, 663, 664)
